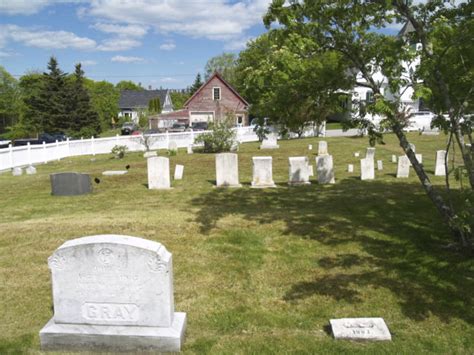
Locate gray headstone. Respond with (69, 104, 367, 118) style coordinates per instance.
(39, 235, 186, 352)
(288, 157, 311, 185)
(397, 156, 410, 178)
(260, 133, 279, 149)
(251, 156, 276, 188)
(318, 141, 328, 155)
(147, 157, 171, 189)
(50, 173, 92, 196)
(12, 167, 23, 176)
(360, 158, 374, 180)
(330, 318, 391, 341)
(26, 166, 37, 175)
(215, 153, 241, 187)
(102, 170, 128, 176)
(435, 150, 446, 176)
(174, 165, 184, 180)
(316, 155, 335, 184)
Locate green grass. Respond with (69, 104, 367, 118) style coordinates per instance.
(326, 122, 344, 130)
(0, 133, 473, 354)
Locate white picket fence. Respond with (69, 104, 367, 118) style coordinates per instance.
(1, 126, 325, 172)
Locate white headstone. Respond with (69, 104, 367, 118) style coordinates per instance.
(174, 164, 184, 180)
(360, 158, 374, 180)
(318, 141, 328, 155)
(391, 155, 397, 163)
(26, 165, 37, 175)
(308, 165, 314, 177)
(288, 157, 311, 185)
(143, 151, 157, 158)
(348, 164, 354, 173)
(168, 141, 178, 152)
(187, 145, 193, 154)
(147, 156, 171, 189)
(12, 167, 23, 176)
(377, 160, 383, 171)
(354, 152, 360, 158)
(251, 156, 276, 188)
(366, 147, 375, 160)
(435, 150, 446, 176)
(316, 155, 335, 184)
(308, 144, 313, 150)
(230, 141, 239, 152)
(39, 235, 186, 352)
(215, 153, 241, 187)
(260, 133, 279, 149)
(397, 156, 410, 178)
(102, 170, 128, 176)
(408, 143, 416, 153)
(330, 318, 391, 341)
(408, 154, 423, 166)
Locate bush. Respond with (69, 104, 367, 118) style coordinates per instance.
(111, 145, 128, 159)
(195, 117, 236, 153)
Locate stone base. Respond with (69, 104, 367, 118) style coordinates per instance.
(251, 182, 277, 188)
(40, 312, 186, 353)
(260, 145, 279, 150)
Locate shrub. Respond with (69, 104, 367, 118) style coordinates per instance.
(111, 145, 128, 159)
(195, 116, 236, 153)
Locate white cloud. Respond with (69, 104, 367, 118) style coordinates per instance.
(111, 55, 144, 63)
(80, 60, 97, 66)
(1, 24, 97, 50)
(160, 77, 178, 83)
(97, 37, 141, 51)
(159, 41, 176, 51)
(92, 23, 148, 38)
(224, 36, 253, 51)
(0, 0, 85, 15)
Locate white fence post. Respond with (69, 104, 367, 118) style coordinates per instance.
(116, 134, 119, 145)
(67, 138, 70, 156)
(27, 142, 32, 165)
(9, 144, 13, 169)
(91, 136, 95, 156)
(190, 129, 194, 145)
(43, 142, 47, 164)
(55, 140, 60, 161)
(166, 130, 170, 147)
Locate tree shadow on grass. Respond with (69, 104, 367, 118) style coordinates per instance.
(190, 179, 474, 324)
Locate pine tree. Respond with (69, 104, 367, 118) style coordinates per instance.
(43, 57, 70, 132)
(69, 63, 99, 137)
(148, 97, 161, 114)
(189, 73, 203, 95)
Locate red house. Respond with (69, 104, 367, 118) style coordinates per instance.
(151, 72, 249, 129)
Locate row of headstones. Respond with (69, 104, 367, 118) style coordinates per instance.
(11, 165, 37, 176)
(40, 234, 391, 352)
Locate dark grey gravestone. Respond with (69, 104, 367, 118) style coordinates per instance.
(50, 173, 92, 196)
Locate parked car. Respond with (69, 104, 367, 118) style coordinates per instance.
(131, 130, 143, 136)
(191, 122, 208, 131)
(168, 123, 188, 133)
(121, 122, 138, 135)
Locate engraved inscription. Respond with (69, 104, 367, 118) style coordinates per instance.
(97, 248, 114, 265)
(49, 255, 67, 270)
(147, 255, 167, 273)
(82, 303, 139, 322)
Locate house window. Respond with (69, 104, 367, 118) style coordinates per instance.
(366, 90, 374, 103)
(237, 115, 243, 126)
(213, 87, 221, 101)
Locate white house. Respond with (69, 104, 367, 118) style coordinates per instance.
(118, 89, 174, 124)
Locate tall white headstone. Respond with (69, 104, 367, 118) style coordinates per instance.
(260, 133, 279, 149)
(397, 156, 410, 178)
(39, 235, 186, 352)
(147, 156, 171, 189)
(288, 157, 311, 185)
(215, 153, 241, 187)
(360, 158, 374, 180)
(318, 141, 328, 155)
(435, 150, 446, 176)
(316, 155, 335, 184)
(174, 164, 184, 180)
(366, 147, 376, 161)
(251, 156, 276, 188)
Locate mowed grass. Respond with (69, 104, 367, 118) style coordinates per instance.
(0, 133, 473, 354)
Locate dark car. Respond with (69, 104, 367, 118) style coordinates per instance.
(12, 133, 68, 146)
(191, 122, 208, 131)
(121, 122, 138, 135)
(168, 123, 188, 133)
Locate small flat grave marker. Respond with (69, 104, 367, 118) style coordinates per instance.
(330, 318, 391, 341)
(348, 164, 354, 173)
(102, 170, 128, 176)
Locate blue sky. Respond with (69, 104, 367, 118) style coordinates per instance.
(0, 0, 272, 89)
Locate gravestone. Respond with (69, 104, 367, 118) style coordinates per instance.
(354, 152, 360, 158)
(288, 157, 311, 185)
(308, 144, 313, 150)
(143, 151, 157, 158)
(318, 141, 328, 155)
(230, 141, 239, 152)
(215, 153, 241, 187)
(187, 145, 193, 154)
(330, 318, 391, 341)
(397, 156, 410, 178)
(26, 166, 37, 175)
(147, 157, 171, 189)
(174, 165, 184, 180)
(39, 235, 186, 352)
(168, 141, 178, 153)
(348, 164, 354, 173)
(50, 173, 92, 196)
(309, 165, 314, 177)
(366, 147, 375, 160)
(251, 156, 276, 188)
(377, 160, 383, 171)
(260, 133, 279, 149)
(408, 143, 416, 153)
(435, 150, 446, 176)
(316, 155, 335, 184)
(391, 155, 397, 163)
(407, 153, 423, 166)
(12, 167, 23, 176)
(102, 171, 128, 176)
(360, 158, 374, 180)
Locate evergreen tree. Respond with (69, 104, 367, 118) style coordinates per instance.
(189, 73, 203, 95)
(69, 63, 100, 137)
(42, 57, 69, 132)
(148, 97, 161, 114)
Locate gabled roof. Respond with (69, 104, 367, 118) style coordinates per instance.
(119, 89, 168, 109)
(398, 20, 415, 38)
(184, 72, 249, 107)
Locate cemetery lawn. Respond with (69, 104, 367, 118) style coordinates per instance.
(1, 133, 473, 354)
